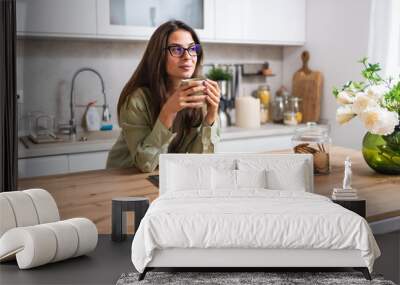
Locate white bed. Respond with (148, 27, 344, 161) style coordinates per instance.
(131, 154, 380, 280)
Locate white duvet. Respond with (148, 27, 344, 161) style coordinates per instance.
(131, 190, 380, 273)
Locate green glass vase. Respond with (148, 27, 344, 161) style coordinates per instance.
(362, 126, 400, 174)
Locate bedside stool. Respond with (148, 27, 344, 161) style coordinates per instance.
(112, 197, 149, 242)
(332, 199, 366, 218)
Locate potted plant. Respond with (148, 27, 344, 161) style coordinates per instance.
(206, 67, 233, 98)
(333, 58, 400, 174)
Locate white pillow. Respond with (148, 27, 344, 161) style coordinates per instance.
(237, 159, 307, 191)
(236, 169, 268, 189)
(212, 168, 237, 190)
(266, 164, 306, 191)
(167, 162, 212, 191)
(211, 168, 268, 190)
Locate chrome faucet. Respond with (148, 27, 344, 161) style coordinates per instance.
(69, 67, 110, 136)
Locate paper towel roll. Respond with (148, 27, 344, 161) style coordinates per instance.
(235, 96, 260, 128)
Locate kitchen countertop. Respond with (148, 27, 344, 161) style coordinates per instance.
(18, 123, 302, 159)
(18, 130, 121, 159)
(219, 123, 300, 140)
(18, 146, 400, 234)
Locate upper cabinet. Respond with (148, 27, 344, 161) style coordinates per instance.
(17, 0, 97, 36)
(215, 0, 305, 44)
(16, 0, 305, 45)
(97, 0, 215, 40)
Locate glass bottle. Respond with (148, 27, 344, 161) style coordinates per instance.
(260, 104, 268, 124)
(271, 97, 284, 124)
(292, 122, 332, 175)
(257, 85, 270, 124)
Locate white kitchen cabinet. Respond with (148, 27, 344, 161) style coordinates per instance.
(18, 151, 109, 178)
(97, 0, 215, 41)
(215, 0, 305, 44)
(215, 135, 293, 153)
(18, 155, 69, 178)
(214, 0, 244, 42)
(16, 0, 305, 45)
(16, 0, 97, 36)
(68, 152, 109, 173)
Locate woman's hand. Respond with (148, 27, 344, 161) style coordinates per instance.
(204, 79, 221, 125)
(159, 81, 206, 129)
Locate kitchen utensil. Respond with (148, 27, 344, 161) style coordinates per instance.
(292, 51, 323, 123)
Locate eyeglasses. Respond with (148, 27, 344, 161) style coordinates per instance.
(166, 44, 201, 57)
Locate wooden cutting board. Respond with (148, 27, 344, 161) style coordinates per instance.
(292, 51, 323, 123)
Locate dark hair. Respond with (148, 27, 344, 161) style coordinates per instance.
(117, 20, 204, 152)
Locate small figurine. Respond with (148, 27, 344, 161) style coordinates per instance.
(332, 156, 358, 200)
(343, 156, 352, 190)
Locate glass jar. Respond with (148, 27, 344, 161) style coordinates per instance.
(292, 122, 332, 175)
(271, 97, 284, 124)
(284, 97, 302, 125)
(260, 104, 268, 124)
(257, 85, 270, 106)
(257, 85, 270, 124)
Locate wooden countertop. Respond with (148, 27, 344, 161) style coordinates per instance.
(18, 146, 400, 234)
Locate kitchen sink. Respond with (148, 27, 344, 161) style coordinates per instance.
(19, 130, 120, 149)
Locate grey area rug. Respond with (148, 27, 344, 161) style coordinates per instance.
(116, 272, 396, 285)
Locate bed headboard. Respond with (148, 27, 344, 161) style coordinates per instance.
(159, 153, 314, 195)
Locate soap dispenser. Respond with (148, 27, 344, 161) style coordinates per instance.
(100, 104, 113, 131)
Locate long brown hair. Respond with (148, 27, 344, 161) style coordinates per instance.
(117, 20, 204, 152)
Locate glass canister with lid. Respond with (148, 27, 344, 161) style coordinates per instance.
(284, 97, 302, 126)
(292, 122, 331, 175)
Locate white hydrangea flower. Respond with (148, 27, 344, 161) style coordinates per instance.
(361, 107, 399, 135)
(352, 92, 379, 115)
(365, 84, 389, 101)
(336, 91, 355, 105)
(336, 105, 356, 124)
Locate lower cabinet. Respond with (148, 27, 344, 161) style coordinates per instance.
(18, 135, 294, 178)
(69, 152, 109, 173)
(18, 155, 69, 178)
(19, 151, 109, 178)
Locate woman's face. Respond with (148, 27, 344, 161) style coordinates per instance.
(166, 29, 198, 83)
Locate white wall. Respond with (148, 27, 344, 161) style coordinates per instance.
(283, 0, 372, 150)
(17, 40, 282, 135)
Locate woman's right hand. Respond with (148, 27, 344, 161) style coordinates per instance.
(159, 81, 206, 129)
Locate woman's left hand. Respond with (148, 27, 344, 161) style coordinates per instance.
(204, 79, 220, 125)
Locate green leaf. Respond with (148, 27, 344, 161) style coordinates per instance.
(358, 57, 368, 65)
(206, 67, 232, 81)
(383, 81, 400, 114)
(333, 87, 339, 97)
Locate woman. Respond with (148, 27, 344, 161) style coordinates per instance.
(106, 20, 221, 172)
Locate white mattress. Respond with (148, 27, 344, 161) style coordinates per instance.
(131, 190, 380, 273)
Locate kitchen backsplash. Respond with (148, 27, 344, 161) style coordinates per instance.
(17, 39, 283, 134)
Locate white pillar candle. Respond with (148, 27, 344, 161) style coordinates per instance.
(235, 96, 261, 128)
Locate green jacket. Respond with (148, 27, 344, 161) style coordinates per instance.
(106, 88, 220, 172)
